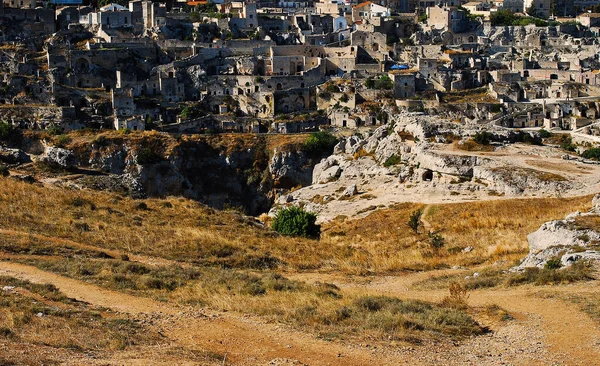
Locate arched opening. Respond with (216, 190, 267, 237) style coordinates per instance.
(422, 169, 433, 181)
(276, 83, 282, 90)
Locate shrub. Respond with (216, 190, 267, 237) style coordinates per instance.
(582, 147, 600, 161)
(271, 206, 320, 238)
(0, 121, 19, 142)
(473, 131, 494, 145)
(428, 230, 445, 250)
(136, 148, 164, 165)
(47, 125, 64, 136)
(559, 135, 577, 152)
(545, 258, 562, 270)
(383, 154, 401, 167)
(441, 282, 469, 309)
(538, 129, 552, 138)
(54, 134, 72, 148)
(302, 131, 338, 158)
(364, 75, 393, 90)
(408, 209, 422, 234)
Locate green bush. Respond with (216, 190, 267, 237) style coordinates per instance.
(54, 134, 72, 148)
(47, 126, 64, 136)
(582, 147, 600, 160)
(559, 135, 577, 152)
(383, 154, 401, 167)
(489, 9, 548, 26)
(473, 131, 494, 145)
(428, 231, 445, 250)
(0, 121, 18, 142)
(303, 131, 338, 158)
(408, 209, 422, 234)
(271, 206, 320, 238)
(365, 75, 393, 90)
(538, 129, 552, 138)
(545, 258, 562, 270)
(136, 148, 164, 165)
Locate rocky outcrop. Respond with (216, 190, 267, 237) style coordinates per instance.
(473, 166, 572, 196)
(40, 146, 77, 169)
(269, 149, 312, 189)
(514, 195, 600, 270)
(0, 147, 30, 164)
(23, 135, 317, 216)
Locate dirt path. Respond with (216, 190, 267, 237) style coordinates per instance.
(3, 246, 600, 365)
(290, 271, 600, 365)
(0, 228, 179, 268)
(0, 260, 426, 366)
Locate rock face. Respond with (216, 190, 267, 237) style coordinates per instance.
(40, 146, 77, 168)
(0, 147, 30, 164)
(30, 135, 317, 216)
(513, 195, 600, 270)
(269, 149, 312, 189)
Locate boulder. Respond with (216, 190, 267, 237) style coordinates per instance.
(513, 199, 600, 270)
(40, 146, 76, 169)
(0, 148, 30, 164)
(343, 184, 358, 197)
(312, 155, 343, 184)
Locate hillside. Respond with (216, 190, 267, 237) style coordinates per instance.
(0, 175, 599, 364)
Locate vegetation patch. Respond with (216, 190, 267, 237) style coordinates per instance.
(272, 206, 320, 239)
(0, 276, 158, 354)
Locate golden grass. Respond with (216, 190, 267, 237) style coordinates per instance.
(321, 196, 593, 272)
(0, 276, 158, 356)
(0, 177, 593, 274)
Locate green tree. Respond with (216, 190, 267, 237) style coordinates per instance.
(303, 131, 338, 158)
(526, 3, 537, 17)
(489, 9, 517, 26)
(271, 206, 320, 238)
(408, 209, 422, 234)
(428, 231, 445, 250)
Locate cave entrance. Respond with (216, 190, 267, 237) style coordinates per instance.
(422, 169, 433, 182)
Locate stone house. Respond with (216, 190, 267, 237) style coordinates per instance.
(577, 13, 600, 27)
(114, 116, 145, 131)
(80, 4, 133, 28)
(352, 1, 390, 24)
(2, 0, 35, 9)
(390, 71, 416, 99)
(426, 6, 469, 33)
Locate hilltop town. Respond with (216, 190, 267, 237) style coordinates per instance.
(3, 0, 600, 365)
(1, 0, 600, 135)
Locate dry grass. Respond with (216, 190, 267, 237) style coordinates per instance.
(412, 261, 595, 290)
(455, 140, 495, 152)
(491, 166, 567, 182)
(1, 246, 484, 345)
(0, 276, 158, 360)
(0, 178, 593, 274)
(321, 196, 593, 273)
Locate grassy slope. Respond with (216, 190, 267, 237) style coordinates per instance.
(0, 177, 592, 273)
(0, 177, 594, 350)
